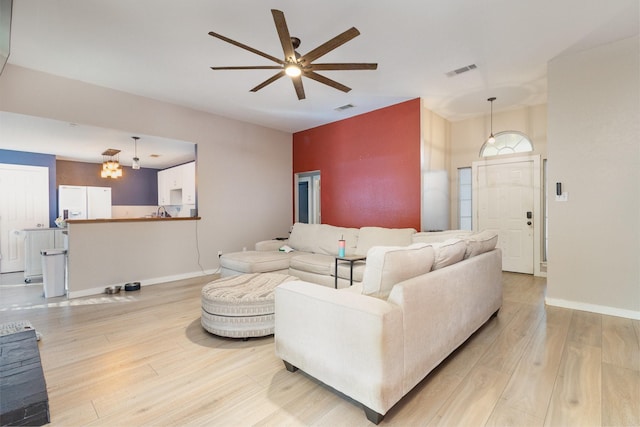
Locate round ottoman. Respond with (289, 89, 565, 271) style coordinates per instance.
(201, 272, 298, 339)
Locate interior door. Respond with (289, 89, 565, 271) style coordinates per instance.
(0, 164, 50, 273)
(295, 171, 321, 224)
(473, 157, 535, 274)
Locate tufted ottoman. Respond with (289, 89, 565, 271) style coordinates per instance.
(201, 273, 298, 339)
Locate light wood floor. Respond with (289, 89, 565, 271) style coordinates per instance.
(1, 272, 638, 426)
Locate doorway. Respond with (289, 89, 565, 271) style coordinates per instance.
(295, 171, 320, 224)
(472, 155, 542, 275)
(0, 164, 50, 273)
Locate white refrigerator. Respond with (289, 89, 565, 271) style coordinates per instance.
(58, 185, 112, 219)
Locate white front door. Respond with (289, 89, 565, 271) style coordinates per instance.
(0, 164, 50, 273)
(473, 156, 538, 274)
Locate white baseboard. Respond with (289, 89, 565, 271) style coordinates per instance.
(545, 297, 640, 320)
(67, 269, 219, 299)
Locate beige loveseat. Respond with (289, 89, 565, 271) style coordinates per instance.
(274, 231, 502, 424)
(219, 222, 472, 288)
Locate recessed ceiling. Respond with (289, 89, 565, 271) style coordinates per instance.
(4, 0, 640, 135)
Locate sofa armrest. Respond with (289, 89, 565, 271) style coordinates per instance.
(274, 281, 404, 416)
(255, 239, 286, 251)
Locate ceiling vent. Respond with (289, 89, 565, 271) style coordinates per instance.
(335, 103, 355, 112)
(445, 63, 477, 77)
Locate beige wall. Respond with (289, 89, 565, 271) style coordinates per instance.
(421, 102, 451, 231)
(449, 104, 548, 229)
(546, 36, 640, 318)
(0, 65, 293, 295)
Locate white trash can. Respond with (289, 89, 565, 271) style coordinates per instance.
(41, 249, 67, 298)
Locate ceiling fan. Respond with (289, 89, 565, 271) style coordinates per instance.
(208, 9, 377, 100)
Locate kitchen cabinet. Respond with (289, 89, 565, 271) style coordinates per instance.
(157, 169, 169, 205)
(182, 162, 196, 204)
(157, 162, 195, 206)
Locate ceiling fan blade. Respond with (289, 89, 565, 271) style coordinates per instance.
(299, 27, 360, 64)
(209, 31, 284, 65)
(211, 66, 283, 70)
(292, 76, 306, 100)
(271, 9, 296, 62)
(310, 63, 378, 71)
(304, 71, 351, 93)
(250, 70, 286, 92)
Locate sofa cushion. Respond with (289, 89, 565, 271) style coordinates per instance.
(431, 238, 466, 270)
(289, 253, 335, 276)
(219, 250, 299, 273)
(412, 230, 473, 244)
(362, 243, 435, 299)
(464, 230, 499, 259)
(288, 223, 359, 256)
(355, 227, 416, 256)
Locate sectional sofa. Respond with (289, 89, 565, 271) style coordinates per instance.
(274, 230, 502, 423)
(219, 222, 473, 288)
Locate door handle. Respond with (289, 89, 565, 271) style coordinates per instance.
(527, 221, 532, 226)
(526, 211, 532, 219)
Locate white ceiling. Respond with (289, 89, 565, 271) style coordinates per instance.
(0, 111, 195, 169)
(2, 1, 639, 164)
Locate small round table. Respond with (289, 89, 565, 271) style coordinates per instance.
(201, 272, 298, 339)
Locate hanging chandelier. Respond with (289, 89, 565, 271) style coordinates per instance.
(101, 148, 123, 178)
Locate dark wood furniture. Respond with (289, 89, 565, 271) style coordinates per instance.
(0, 330, 50, 426)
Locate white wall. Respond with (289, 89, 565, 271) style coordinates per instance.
(0, 65, 293, 294)
(546, 36, 640, 318)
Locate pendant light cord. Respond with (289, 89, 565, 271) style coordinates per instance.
(487, 97, 496, 143)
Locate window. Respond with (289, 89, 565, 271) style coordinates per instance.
(458, 167, 472, 230)
(479, 131, 533, 157)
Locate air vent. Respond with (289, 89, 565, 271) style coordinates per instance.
(335, 103, 355, 112)
(445, 64, 477, 77)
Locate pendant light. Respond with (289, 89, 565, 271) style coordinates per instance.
(487, 97, 496, 144)
(131, 136, 140, 170)
(100, 149, 123, 178)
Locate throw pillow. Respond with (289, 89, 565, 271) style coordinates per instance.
(464, 230, 499, 259)
(362, 243, 435, 299)
(431, 238, 466, 270)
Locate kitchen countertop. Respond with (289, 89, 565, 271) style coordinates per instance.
(66, 217, 200, 224)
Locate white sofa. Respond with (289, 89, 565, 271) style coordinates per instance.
(219, 223, 472, 288)
(274, 231, 502, 424)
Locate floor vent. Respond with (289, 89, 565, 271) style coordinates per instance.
(335, 103, 355, 112)
(445, 64, 477, 77)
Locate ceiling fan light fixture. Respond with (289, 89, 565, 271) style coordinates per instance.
(208, 10, 377, 100)
(285, 63, 301, 77)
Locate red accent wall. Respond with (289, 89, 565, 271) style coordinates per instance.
(293, 98, 421, 229)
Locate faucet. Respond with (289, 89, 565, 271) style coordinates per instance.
(157, 206, 167, 218)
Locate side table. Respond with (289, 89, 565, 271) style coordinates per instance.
(334, 255, 367, 288)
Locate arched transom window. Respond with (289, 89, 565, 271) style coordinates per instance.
(479, 131, 533, 157)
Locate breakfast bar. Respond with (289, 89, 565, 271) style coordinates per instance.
(64, 217, 206, 298)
